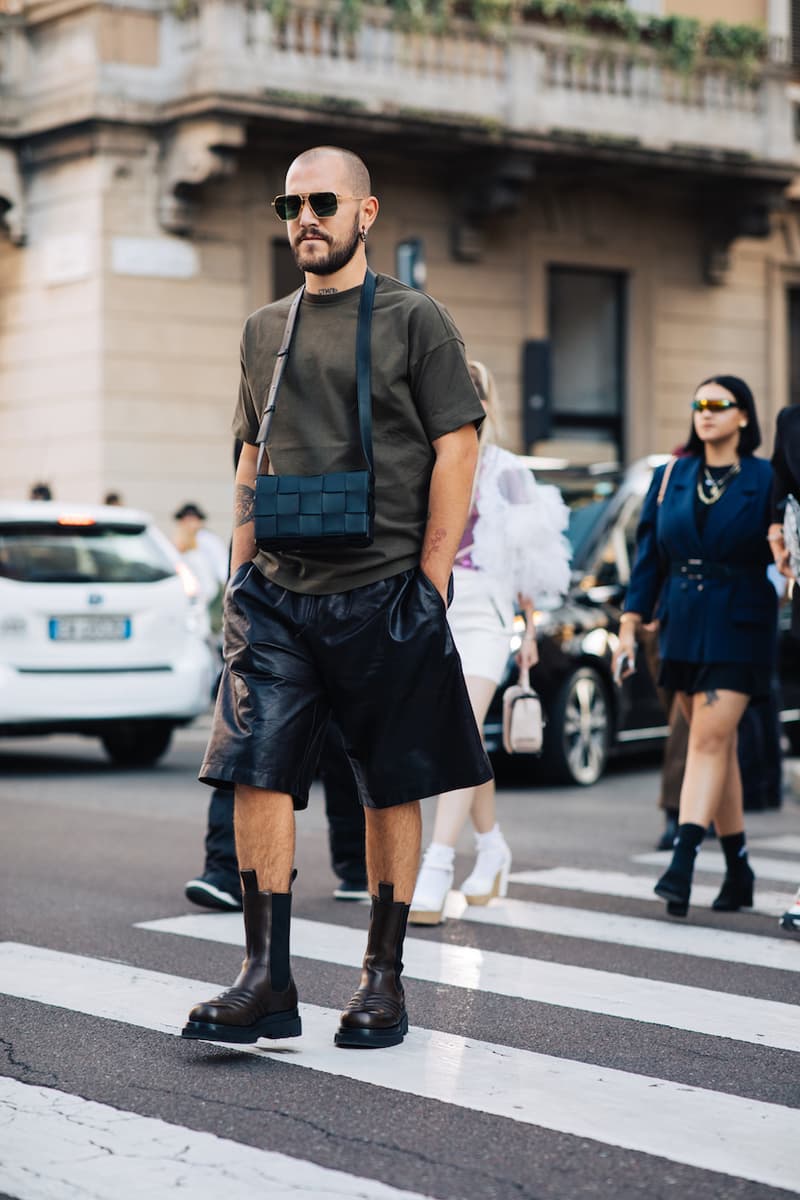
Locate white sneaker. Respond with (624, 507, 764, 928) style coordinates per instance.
(460, 826, 511, 906)
(409, 843, 454, 925)
(780, 887, 800, 933)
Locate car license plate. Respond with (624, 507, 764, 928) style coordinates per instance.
(49, 616, 132, 641)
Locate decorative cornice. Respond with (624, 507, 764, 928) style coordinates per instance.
(157, 116, 245, 235)
(0, 144, 25, 244)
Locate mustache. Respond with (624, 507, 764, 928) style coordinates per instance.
(295, 229, 331, 247)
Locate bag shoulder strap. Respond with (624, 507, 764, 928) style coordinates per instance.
(255, 269, 377, 476)
(657, 456, 678, 506)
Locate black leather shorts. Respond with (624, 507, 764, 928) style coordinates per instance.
(199, 563, 493, 809)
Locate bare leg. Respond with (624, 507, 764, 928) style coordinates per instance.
(234, 784, 295, 892)
(713, 736, 745, 838)
(469, 779, 497, 834)
(364, 801, 422, 904)
(678, 690, 749, 829)
(430, 675, 497, 847)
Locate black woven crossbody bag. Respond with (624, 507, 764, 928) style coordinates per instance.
(253, 269, 377, 552)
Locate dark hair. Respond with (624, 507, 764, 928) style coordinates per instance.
(29, 482, 52, 501)
(683, 374, 761, 457)
(174, 502, 206, 521)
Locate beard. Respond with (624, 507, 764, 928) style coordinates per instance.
(292, 214, 362, 276)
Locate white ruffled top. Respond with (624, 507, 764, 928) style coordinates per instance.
(460, 443, 572, 607)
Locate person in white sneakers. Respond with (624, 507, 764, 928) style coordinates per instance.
(410, 361, 571, 925)
(780, 888, 800, 933)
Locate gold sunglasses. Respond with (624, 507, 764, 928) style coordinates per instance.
(271, 192, 364, 221)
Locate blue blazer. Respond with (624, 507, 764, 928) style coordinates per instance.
(625, 455, 776, 665)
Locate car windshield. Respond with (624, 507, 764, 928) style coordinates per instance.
(0, 522, 176, 584)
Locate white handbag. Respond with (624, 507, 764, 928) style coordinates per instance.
(783, 495, 800, 579)
(502, 666, 544, 755)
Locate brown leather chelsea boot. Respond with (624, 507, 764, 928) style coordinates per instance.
(335, 881, 409, 1049)
(182, 868, 301, 1044)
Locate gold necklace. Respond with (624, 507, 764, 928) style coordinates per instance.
(696, 462, 740, 506)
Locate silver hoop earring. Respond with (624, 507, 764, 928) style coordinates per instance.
(360, 228, 367, 244)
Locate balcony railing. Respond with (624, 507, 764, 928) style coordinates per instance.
(0, 0, 797, 169)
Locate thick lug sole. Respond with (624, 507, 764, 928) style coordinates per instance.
(181, 1007, 302, 1044)
(334, 1011, 409, 1049)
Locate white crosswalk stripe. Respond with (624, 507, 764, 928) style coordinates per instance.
(139, 913, 800, 1051)
(0, 1076, 434, 1200)
(633, 849, 799, 882)
(3, 846, 799, 1200)
(750, 834, 800, 854)
(508, 866, 795, 916)
(1, 941, 798, 1194)
(440, 892, 800, 971)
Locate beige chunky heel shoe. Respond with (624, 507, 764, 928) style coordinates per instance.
(460, 826, 511, 906)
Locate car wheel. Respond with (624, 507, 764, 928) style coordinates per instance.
(100, 720, 174, 767)
(541, 667, 611, 786)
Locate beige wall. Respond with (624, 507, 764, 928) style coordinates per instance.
(0, 158, 105, 503)
(0, 143, 794, 539)
(664, 0, 767, 24)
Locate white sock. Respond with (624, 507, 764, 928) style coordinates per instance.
(423, 842, 455, 868)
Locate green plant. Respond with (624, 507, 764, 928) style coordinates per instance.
(255, 0, 769, 76)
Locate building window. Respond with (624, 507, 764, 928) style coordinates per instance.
(547, 266, 627, 458)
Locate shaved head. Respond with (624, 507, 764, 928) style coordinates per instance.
(287, 146, 371, 197)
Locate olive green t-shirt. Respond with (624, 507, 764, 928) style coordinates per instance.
(233, 274, 484, 594)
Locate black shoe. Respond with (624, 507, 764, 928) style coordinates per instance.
(333, 878, 371, 901)
(335, 882, 410, 1049)
(712, 863, 755, 911)
(655, 812, 679, 852)
(654, 866, 691, 917)
(184, 873, 243, 911)
(182, 870, 301, 1044)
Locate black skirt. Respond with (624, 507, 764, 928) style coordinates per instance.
(658, 659, 772, 700)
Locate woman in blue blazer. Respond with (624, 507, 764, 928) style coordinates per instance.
(614, 375, 775, 917)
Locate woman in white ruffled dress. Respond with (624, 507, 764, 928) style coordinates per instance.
(410, 361, 571, 925)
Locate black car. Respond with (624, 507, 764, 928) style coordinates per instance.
(482, 455, 800, 786)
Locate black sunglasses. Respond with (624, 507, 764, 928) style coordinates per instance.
(271, 192, 364, 221)
(691, 397, 737, 412)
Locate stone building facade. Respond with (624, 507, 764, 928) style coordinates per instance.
(1, 0, 800, 533)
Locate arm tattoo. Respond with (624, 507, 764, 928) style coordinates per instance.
(428, 526, 447, 555)
(703, 689, 719, 707)
(234, 484, 255, 527)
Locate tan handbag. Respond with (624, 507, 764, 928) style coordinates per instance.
(502, 666, 544, 755)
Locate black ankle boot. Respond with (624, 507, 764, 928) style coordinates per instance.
(335, 882, 409, 1049)
(654, 823, 705, 917)
(713, 833, 755, 911)
(655, 810, 679, 852)
(182, 869, 301, 1044)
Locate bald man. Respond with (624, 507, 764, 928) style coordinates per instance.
(182, 146, 491, 1051)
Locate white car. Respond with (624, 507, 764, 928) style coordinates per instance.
(0, 501, 214, 765)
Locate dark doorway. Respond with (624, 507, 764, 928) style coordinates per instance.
(548, 266, 626, 458)
(788, 287, 800, 406)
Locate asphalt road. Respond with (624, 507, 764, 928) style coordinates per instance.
(1, 722, 799, 1200)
